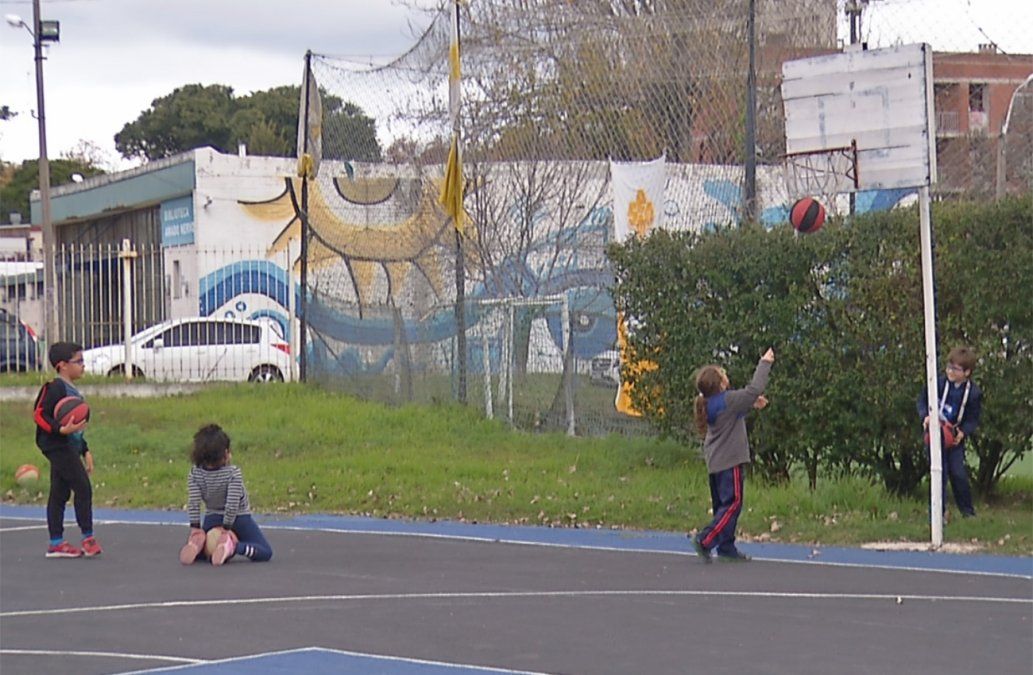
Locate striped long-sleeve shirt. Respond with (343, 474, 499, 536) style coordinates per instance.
(186, 465, 251, 529)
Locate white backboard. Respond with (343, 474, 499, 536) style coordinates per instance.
(782, 43, 937, 193)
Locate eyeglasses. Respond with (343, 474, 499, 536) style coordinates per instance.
(68, 358, 84, 365)
(946, 363, 965, 372)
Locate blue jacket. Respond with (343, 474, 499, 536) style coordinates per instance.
(917, 375, 982, 443)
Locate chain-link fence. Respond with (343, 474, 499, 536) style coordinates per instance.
(1, 243, 297, 382)
(297, 0, 1031, 435)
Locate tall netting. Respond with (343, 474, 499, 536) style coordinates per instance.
(299, 0, 1031, 434)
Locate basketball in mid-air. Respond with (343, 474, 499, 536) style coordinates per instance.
(15, 464, 40, 486)
(55, 396, 90, 427)
(789, 197, 826, 234)
(205, 528, 223, 557)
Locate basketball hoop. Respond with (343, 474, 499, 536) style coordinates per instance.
(782, 141, 859, 208)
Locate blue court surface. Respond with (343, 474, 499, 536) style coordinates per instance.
(1, 504, 1030, 675)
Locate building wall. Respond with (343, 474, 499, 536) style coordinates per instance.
(933, 50, 1033, 135)
(932, 49, 1032, 194)
(36, 147, 921, 356)
(167, 149, 299, 328)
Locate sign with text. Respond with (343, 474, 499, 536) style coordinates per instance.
(161, 196, 195, 246)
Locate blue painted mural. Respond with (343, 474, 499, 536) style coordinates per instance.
(200, 168, 918, 377)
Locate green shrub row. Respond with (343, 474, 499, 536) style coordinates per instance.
(608, 195, 1032, 496)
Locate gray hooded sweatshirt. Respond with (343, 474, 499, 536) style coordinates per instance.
(702, 358, 772, 474)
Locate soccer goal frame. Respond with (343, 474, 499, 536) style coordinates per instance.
(470, 294, 574, 436)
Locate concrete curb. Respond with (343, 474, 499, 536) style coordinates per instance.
(0, 382, 208, 402)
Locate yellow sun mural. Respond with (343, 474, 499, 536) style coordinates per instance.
(239, 174, 475, 309)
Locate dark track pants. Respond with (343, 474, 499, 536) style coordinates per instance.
(46, 449, 93, 540)
(943, 446, 975, 516)
(698, 464, 745, 556)
(203, 513, 273, 562)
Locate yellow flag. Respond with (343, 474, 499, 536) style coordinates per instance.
(440, 138, 466, 233)
(296, 59, 322, 179)
(438, 1, 466, 233)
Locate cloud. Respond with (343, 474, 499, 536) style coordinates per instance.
(0, 0, 435, 167)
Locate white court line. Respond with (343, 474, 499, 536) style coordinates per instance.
(259, 525, 1033, 579)
(0, 525, 47, 532)
(0, 648, 203, 664)
(116, 645, 549, 675)
(2, 514, 1031, 580)
(1, 589, 1029, 619)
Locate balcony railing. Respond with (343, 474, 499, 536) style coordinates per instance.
(936, 110, 960, 135)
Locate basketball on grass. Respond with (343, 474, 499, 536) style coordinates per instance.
(15, 464, 40, 486)
(54, 396, 90, 427)
(789, 197, 826, 234)
(205, 528, 223, 557)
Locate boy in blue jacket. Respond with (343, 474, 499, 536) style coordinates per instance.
(918, 346, 982, 520)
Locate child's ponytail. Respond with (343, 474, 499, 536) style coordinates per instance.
(693, 365, 725, 437)
(694, 394, 708, 437)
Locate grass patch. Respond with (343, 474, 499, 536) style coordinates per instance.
(2, 383, 1029, 555)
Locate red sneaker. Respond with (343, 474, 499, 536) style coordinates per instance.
(211, 529, 238, 567)
(46, 541, 83, 558)
(179, 528, 206, 565)
(81, 536, 103, 557)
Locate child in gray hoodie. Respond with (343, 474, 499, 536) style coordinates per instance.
(690, 348, 774, 563)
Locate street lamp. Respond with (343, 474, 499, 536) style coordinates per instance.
(5, 1, 60, 347)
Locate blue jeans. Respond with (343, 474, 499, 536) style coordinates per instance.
(697, 464, 745, 556)
(943, 446, 975, 516)
(203, 513, 273, 562)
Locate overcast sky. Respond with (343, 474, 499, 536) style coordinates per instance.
(1, 0, 1030, 172)
(0, 0, 436, 169)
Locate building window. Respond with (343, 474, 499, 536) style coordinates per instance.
(968, 83, 987, 112)
(934, 82, 955, 101)
(968, 82, 989, 133)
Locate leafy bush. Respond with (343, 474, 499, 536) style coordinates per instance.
(609, 195, 1032, 496)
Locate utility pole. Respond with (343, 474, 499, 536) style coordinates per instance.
(8, 0, 61, 345)
(34, 0, 58, 345)
(846, 0, 868, 218)
(743, 0, 757, 223)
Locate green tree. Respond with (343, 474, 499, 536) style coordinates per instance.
(931, 197, 1033, 494)
(114, 84, 382, 162)
(608, 196, 1032, 496)
(115, 84, 237, 160)
(0, 159, 104, 225)
(322, 100, 382, 162)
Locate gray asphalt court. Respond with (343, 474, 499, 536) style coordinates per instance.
(1, 505, 1030, 675)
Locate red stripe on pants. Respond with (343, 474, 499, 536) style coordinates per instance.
(702, 465, 741, 549)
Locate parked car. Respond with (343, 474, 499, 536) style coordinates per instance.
(83, 317, 291, 383)
(0, 308, 40, 372)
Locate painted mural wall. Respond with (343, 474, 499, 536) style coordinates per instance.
(178, 149, 917, 375)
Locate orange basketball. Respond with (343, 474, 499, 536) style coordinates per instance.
(205, 528, 223, 557)
(55, 396, 90, 427)
(790, 197, 826, 234)
(15, 464, 40, 486)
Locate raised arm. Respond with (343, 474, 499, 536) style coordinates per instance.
(724, 350, 774, 414)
